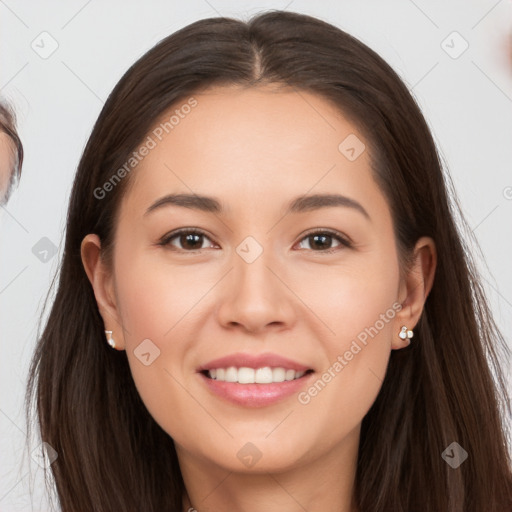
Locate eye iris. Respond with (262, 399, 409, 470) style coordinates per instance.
(180, 233, 203, 250)
(310, 234, 332, 250)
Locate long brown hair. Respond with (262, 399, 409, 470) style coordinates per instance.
(25, 10, 512, 511)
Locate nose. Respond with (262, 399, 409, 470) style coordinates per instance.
(215, 241, 297, 335)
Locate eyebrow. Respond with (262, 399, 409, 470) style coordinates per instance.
(144, 193, 371, 221)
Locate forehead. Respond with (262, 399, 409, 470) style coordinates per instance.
(155, 84, 355, 154)
(121, 84, 384, 218)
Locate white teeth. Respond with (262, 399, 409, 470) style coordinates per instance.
(207, 366, 308, 383)
(225, 366, 237, 382)
(272, 367, 286, 382)
(255, 367, 273, 383)
(238, 367, 255, 383)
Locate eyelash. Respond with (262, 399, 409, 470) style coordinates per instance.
(157, 227, 353, 254)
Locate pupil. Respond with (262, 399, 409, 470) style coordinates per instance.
(311, 234, 331, 250)
(182, 233, 202, 249)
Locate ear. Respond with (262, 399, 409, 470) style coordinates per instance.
(81, 234, 125, 350)
(392, 236, 437, 350)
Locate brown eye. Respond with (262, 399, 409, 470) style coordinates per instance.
(159, 229, 215, 251)
(296, 230, 352, 253)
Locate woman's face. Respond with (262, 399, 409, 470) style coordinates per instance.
(0, 132, 15, 202)
(87, 85, 422, 474)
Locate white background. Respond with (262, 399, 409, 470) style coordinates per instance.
(1, 1, 511, 510)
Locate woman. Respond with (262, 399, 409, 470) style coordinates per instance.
(25, 10, 512, 512)
(0, 101, 23, 205)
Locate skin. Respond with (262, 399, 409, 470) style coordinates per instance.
(0, 133, 14, 203)
(82, 85, 436, 512)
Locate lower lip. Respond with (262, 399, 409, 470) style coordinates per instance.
(199, 372, 314, 408)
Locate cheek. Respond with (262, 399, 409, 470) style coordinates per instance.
(111, 246, 214, 438)
(290, 244, 400, 353)
(113, 245, 202, 342)
(296, 301, 396, 447)
(298, 251, 400, 422)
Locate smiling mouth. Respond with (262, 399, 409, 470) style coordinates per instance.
(201, 367, 314, 384)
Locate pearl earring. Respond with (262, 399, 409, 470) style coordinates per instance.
(105, 330, 117, 349)
(399, 326, 414, 340)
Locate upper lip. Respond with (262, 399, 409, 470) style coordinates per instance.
(197, 352, 313, 372)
